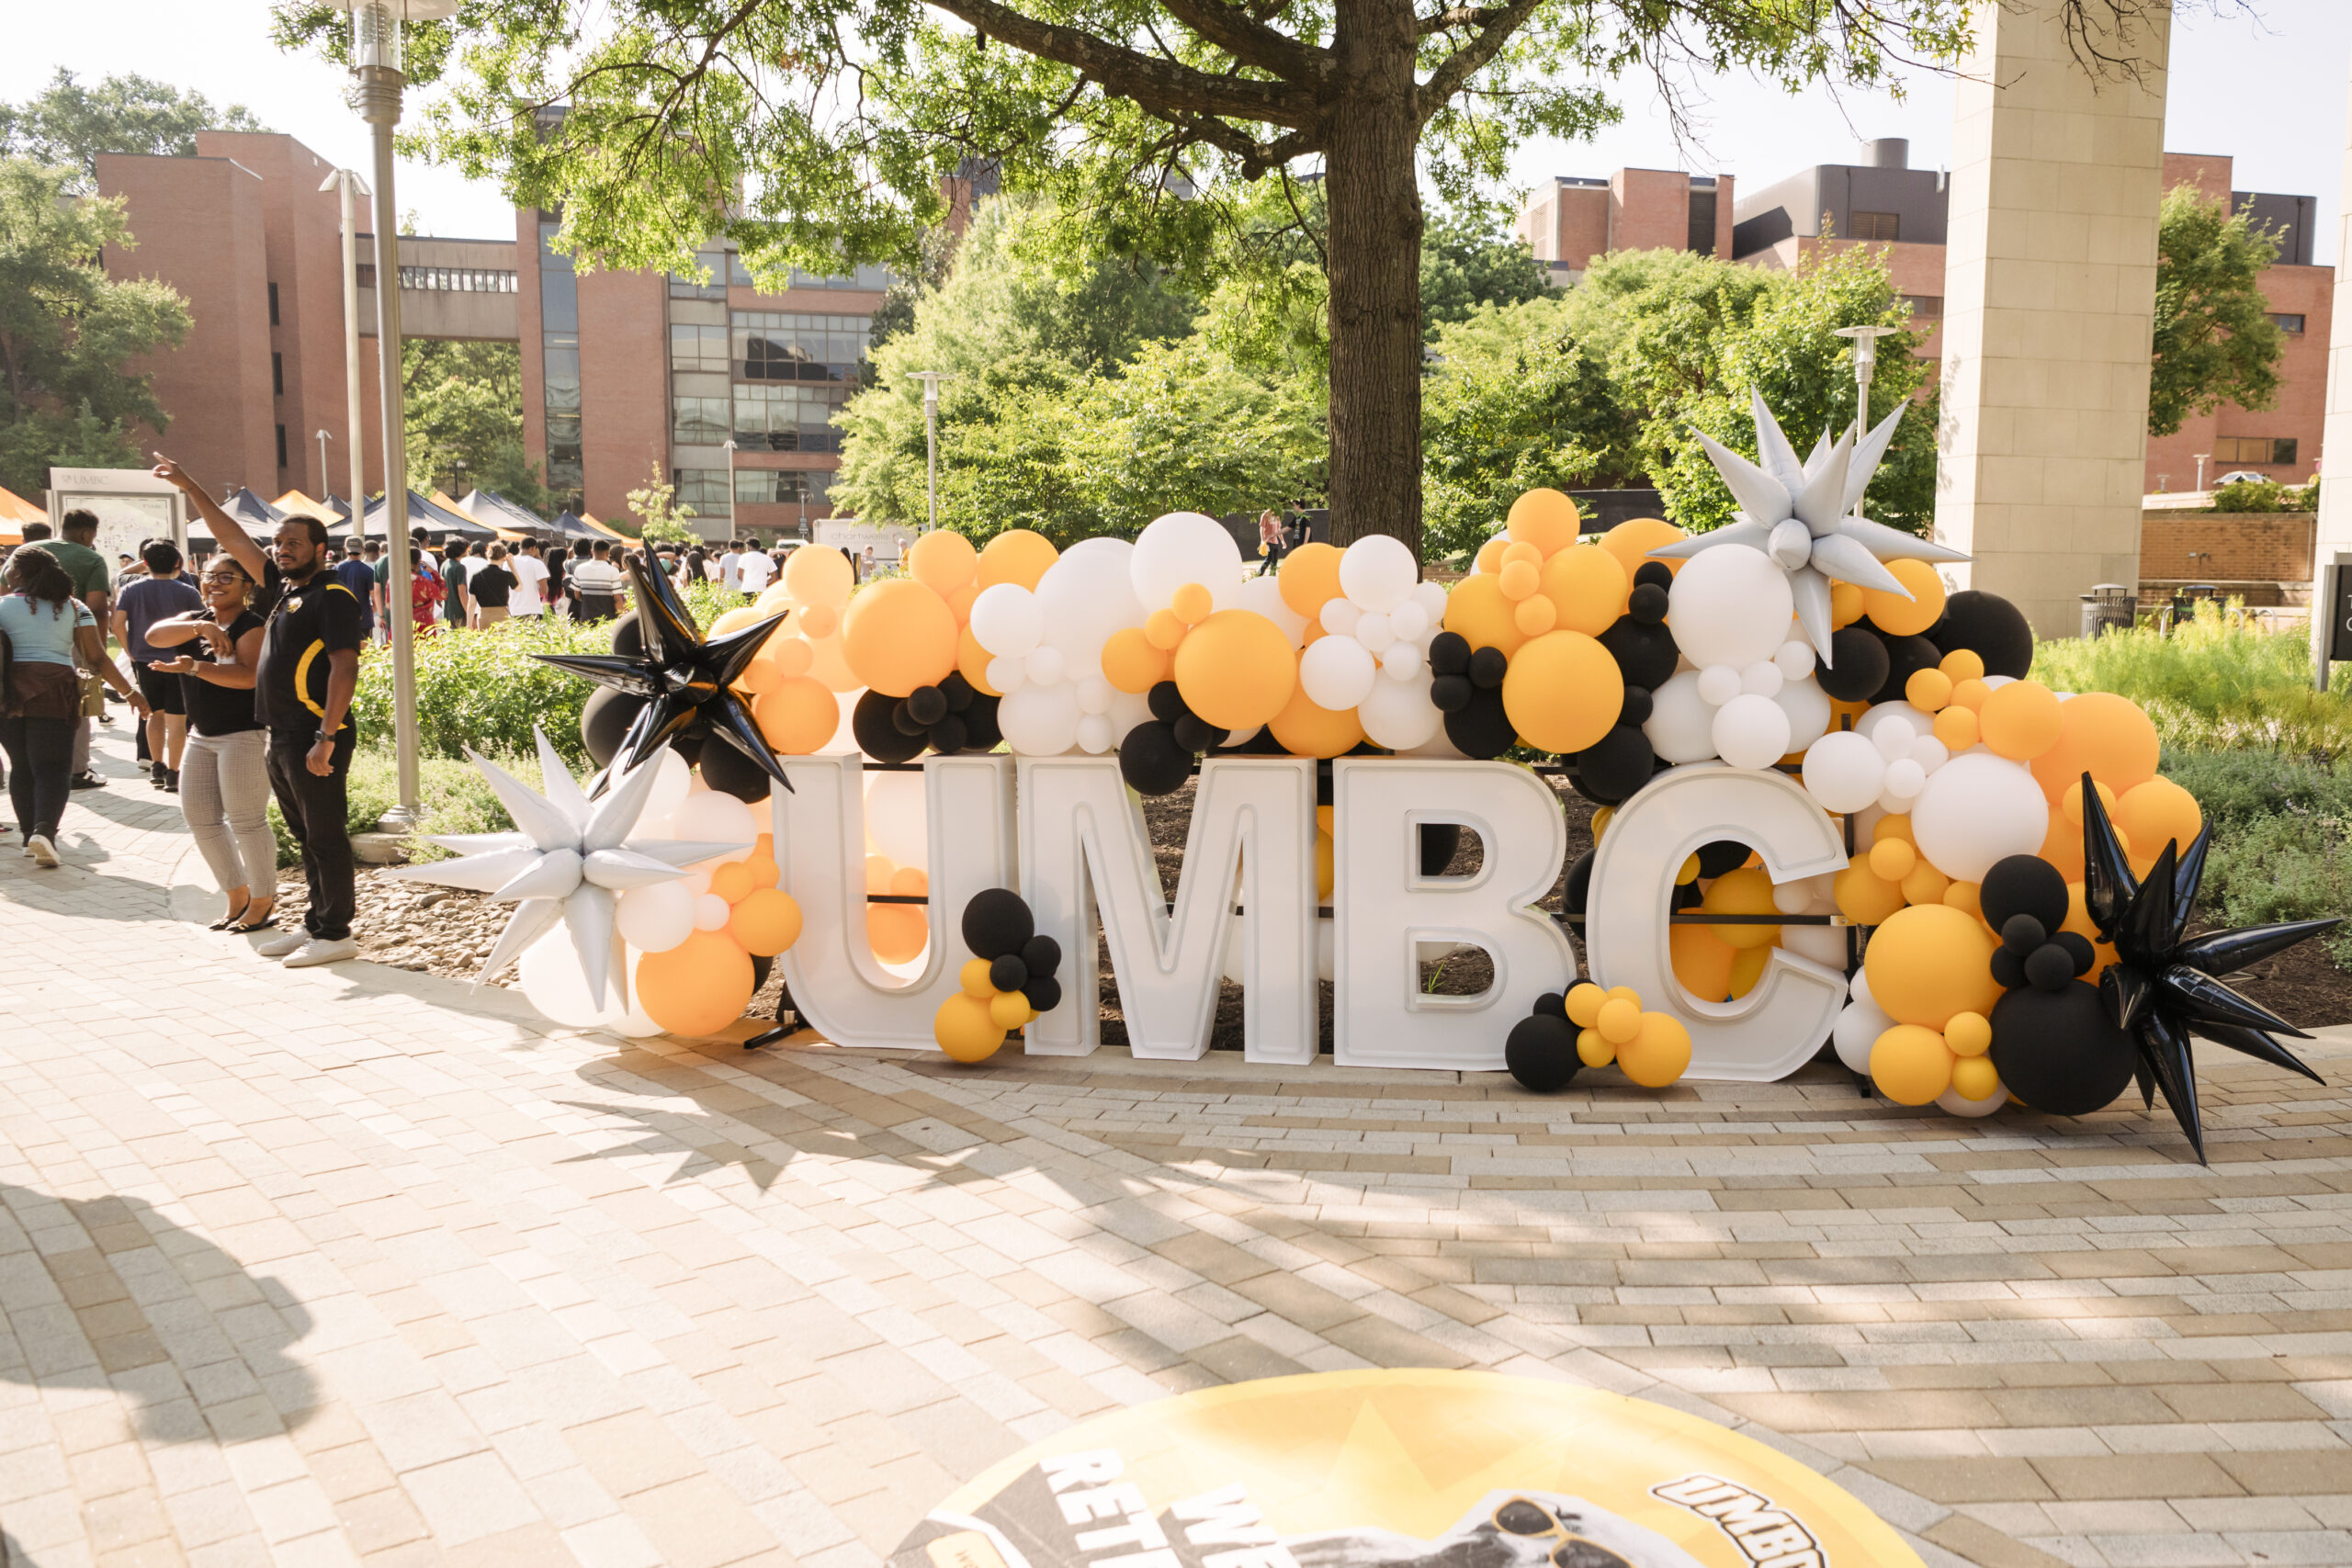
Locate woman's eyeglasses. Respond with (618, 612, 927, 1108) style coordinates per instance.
(1489, 1500, 1633, 1568)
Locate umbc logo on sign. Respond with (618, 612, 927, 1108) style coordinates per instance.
(1650, 1475, 1824, 1568)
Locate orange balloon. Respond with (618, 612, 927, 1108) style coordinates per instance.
(1498, 559, 1540, 601)
(1829, 581, 1866, 629)
(1905, 668, 1952, 712)
(1932, 706, 1979, 751)
(1540, 546, 1629, 636)
(1512, 595, 1558, 637)
(741, 852, 779, 890)
(957, 625, 1001, 696)
(754, 675, 839, 753)
(635, 931, 754, 1037)
(1860, 558, 1947, 637)
(977, 528, 1059, 591)
(1618, 1012, 1691, 1088)
(1102, 626, 1173, 694)
(1599, 519, 1685, 584)
(709, 862, 753, 903)
(1443, 573, 1526, 656)
(2039, 814, 2086, 881)
(1727, 944, 1770, 1000)
(933, 991, 1005, 1062)
(796, 602, 840, 640)
(1835, 854, 1906, 924)
(2030, 691, 2160, 800)
(1277, 543, 1345, 619)
(729, 888, 803, 956)
(1268, 682, 1366, 759)
(1863, 904, 2000, 1028)
(1500, 630, 1623, 754)
(841, 578, 958, 697)
(1701, 865, 1779, 950)
(1980, 679, 2063, 761)
(868, 903, 930, 964)
(1171, 582, 1214, 624)
(907, 529, 979, 594)
(1669, 923, 1736, 1001)
(1316, 829, 1335, 901)
(2114, 776, 2202, 862)
(1870, 1023, 1955, 1105)
(1506, 489, 1582, 557)
(888, 866, 930, 897)
(785, 543, 854, 608)
(1171, 610, 1297, 730)
(1145, 607, 1187, 650)
(1939, 649, 1986, 682)
(1475, 538, 1509, 575)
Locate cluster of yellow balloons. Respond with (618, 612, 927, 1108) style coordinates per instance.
(934, 959, 1046, 1063)
(1562, 980, 1693, 1089)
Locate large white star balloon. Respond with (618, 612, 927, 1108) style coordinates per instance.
(1651, 388, 1969, 662)
(385, 728, 751, 1007)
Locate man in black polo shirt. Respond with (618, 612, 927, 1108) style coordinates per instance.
(153, 456, 366, 968)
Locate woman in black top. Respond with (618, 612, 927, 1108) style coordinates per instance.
(469, 543, 517, 627)
(442, 541, 469, 627)
(145, 556, 277, 931)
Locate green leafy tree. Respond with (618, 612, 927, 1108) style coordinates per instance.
(0, 69, 265, 191)
(625, 464, 697, 544)
(1419, 198, 1549, 339)
(275, 0, 1997, 557)
(2149, 183, 2284, 439)
(0, 160, 192, 497)
(401, 339, 542, 507)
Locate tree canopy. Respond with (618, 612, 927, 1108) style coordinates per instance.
(0, 160, 192, 498)
(2149, 183, 2284, 440)
(402, 339, 551, 513)
(0, 70, 264, 190)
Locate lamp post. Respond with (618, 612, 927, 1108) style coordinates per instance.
(328, 0, 459, 834)
(315, 428, 334, 501)
(721, 437, 740, 547)
(318, 165, 370, 545)
(908, 370, 952, 531)
(1832, 324, 1905, 522)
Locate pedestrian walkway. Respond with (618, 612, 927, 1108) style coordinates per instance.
(5, 727, 2352, 1568)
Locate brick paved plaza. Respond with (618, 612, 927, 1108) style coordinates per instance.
(7, 730, 2352, 1568)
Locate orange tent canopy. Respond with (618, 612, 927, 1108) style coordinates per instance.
(0, 483, 43, 546)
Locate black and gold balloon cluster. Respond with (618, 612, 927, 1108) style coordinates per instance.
(933, 889, 1066, 1063)
(851, 674, 1001, 764)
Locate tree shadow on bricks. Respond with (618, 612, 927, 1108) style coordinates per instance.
(0, 1184, 319, 1442)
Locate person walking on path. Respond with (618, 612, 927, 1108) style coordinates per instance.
(34, 512, 118, 791)
(153, 456, 365, 968)
(113, 539, 205, 792)
(331, 540, 378, 647)
(144, 556, 275, 932)
(0, 546, 149, 866)
(468, 543, 516, 628)
(441, 540, 470, 630)
(408, 547, 442, 637)
(509, 539, 549, 619)
(571, 541, 625, 623)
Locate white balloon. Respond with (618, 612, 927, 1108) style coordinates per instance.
(1402, 727, 1468, 760)
(1410, 580, 1450, 622)
(1856, 700, 1932, 750)
(1910, 751, 2052, 883)
(1037, 537, 1145, 662)
(616, 881, 695, 953)
(693, 893, 733, 931)
(1076, 713, 1115, 754)
(640, 748, 693, 825)
(1358, 668, 1442, 750)
(1938, 1083, 2011, 1118)
(1109, 688, 1154, 738)
(1908, 735, 1951, 773)
(998, 681, 1081, 756)
(672, 789, 756, 863)
(1381, 644, 1421, 679)
(1667, 543, 1795, 670)
(1832, 998, 1894, 1075)
(1319, 598, 1363, 638)
(1696, 663, 1742, 707)
(1234, 574, 1308, 645)
(1773, 640, 1816, 681)
(863, 770, 929, 868)
(1355, 611, 1396, 654)
(1131, 512, 1243, 611)
(684, 866, 714, 896)
(1871, 716, 1917, 761)
(1024, 643, 1067, 686)
(987, 655, 1027, 694)
(1801, 731, 1886, 813)
(1883, 755, 1927, 796)
(1772, 673, 1832, 753)
(517, 932, 628, 1028)
(1771, 877, 1815, 915)
(1713, 692, 1792, 771)
(1645, 671, 1721, 763)
(1389, 601, 1430, 643)
(969, 582, 1043, 657)
(1300, 635, 1378, 711)
(1340, 534, 1419, 613)
(1780, 921, 1848, 968)
(1224, 725, 1261, 748)
(1075, 675, 1115, 715)
(1739, 660, 1783, 698)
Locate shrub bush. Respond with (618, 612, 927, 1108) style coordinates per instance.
(266, 746, 536, 868)
(352, 615, 615, 767)
(2031, 607, 2352, 757)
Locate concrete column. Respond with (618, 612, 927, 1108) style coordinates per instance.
(1933, 1, 2173, 638)
(2312, 65, 2352, 674)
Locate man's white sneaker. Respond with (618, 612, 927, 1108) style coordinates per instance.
(282, 937, 358, 968)
(254, 931, 309, 958)
(27, 835, 59, 868)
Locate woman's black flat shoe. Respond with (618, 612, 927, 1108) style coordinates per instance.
(209, 903, 252, 931)
(229, 916, 277, 934)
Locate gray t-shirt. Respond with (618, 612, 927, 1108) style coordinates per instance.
(118, 574, 206, 662)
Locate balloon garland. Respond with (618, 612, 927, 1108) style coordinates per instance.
(1506, 982, 1693, 1093)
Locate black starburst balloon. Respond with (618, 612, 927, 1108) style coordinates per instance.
(2077, 771, 2336, 1160)
(536, 550, 794, 795)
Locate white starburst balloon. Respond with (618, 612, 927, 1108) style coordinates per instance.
(385, 728, 751, 1006)
(1651, 388, 1969, 663)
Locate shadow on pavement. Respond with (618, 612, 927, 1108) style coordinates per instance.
(0, 1184, 318, 1443)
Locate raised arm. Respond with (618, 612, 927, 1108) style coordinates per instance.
(143, 609, 221, 649)
(152, 455, 268, 585)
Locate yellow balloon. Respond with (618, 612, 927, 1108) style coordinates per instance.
(1171, 581, 1214, 625)
(977, 528, 1060, 591)
(1565, 982, 1605, 1028)
(1498, 559, 1541, 601)
(1102, 626, 1173, 694)
(1506, 489, 1582, 557)
(728, 888, 803, 956)
(785, 542, 854, 608)
(989, 990, 1032, 1031)
(933, 992, 1006, 1062)
(709, 862, 753, 904)
(1950, 1055, 2001, 1101)
(1701, 865, 1779, 950)
(1863, 904, 2001, 1028)
(958, 625, 1001, 697)
(1939, 649, 1986, 682)
(1900, 861, 1951, 908)
(1599, 518, 1684, 584)
(1980, 678, 2063, 761)
(1860, 558, 1946, 637)
(1905, 668, 1952, 713)
(868, 903, 930, 964)
(1268, 682, 1366, 760)
(1577, 1028, 1615, 1067)
(1539, 545, 1629, 637)
(2113, 776, 2202, 863)
(1727, 944, 1770, 999)
(754, 675, 839, 753)
(635, 931, 755, 1037)
(1868, 838, 1917, 882)
(1278, 543, 1345, 619)
(2030, 691, 2159, 800)
(1618, 1012, 1692, 1088)
(1442, 572, 1526, 657)
(1870, 1023, 1955, 1104)
(1932, 706, 1980, 752)
(960, 957, 995, 997)
(1596, 996, 1642, 1045)
(841, 578, 959, 697)
(1171, 609, 1298, 730)
(1669, 923, 1736, 1001)
(1834, 854, 1906, 925)
(1512, 594, 1557, 637)
(1944, 1010, 1992, 1057)
(907, 529, 979, 595)
(1500, 631, 1623, 756)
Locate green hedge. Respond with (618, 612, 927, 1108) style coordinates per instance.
(2031, 608, 2352, 757)
(266, 745, 536, 869)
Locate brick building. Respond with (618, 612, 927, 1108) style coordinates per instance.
(1517, 168, 1735, 287)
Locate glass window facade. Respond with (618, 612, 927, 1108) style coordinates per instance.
(727, 256, 891, 292)
(734, 470, 831, 505)
(673, 396, 730, 447)
(537, 220, 583, 504)
(673, 468, 732, 517)
(732, 310, 871, 381)
(399, 265, 519, 292)
(731, 384, 848, 453)
(670, 323, 730, 373)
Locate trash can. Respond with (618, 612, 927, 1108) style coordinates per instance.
(2080, 583, 2136, 639)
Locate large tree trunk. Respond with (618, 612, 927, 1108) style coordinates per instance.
(1322, 0, 1424, 558)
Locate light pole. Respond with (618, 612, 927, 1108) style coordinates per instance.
(1832, 324, 1905, 522)
(721, 437, 740, 547)
(318, 165, 370, 546)
(315, 428, 334, 502)
(908, 370, 952, 531)
(328, 0, 458, 834)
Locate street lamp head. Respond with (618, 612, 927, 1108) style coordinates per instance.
(321, 0, 462, 73)
(317, 168, 372, 196)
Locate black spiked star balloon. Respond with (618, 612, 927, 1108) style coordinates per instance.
(536, 550, 795, 795)
(2077, 771, 2335, 1160)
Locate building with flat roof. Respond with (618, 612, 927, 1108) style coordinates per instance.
(90, 130, 884, 542)
(1517, 168, 1735, 287)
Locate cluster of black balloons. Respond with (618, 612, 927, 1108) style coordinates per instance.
(1504, 991, 1583, 1093)
(853, 674, 1001, 765)
(1121, 682, 1231, 796)
(960, 888, 1066, 1016)
(1824, 588, 2037, 705)
(1979, 853, 2136, 1115)
(1428, 630, 1512, 759)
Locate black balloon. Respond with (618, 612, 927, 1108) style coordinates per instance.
(892, 699, 929, 736)
(1022, 974, 1064, 1014)
(1696, 840, 1750, 879)
(1171, 713, 1223, 754)
(1816, 627, 1891, 703)
(1562, 850, 1595, 917)
(1982, 853, 2069, 935)
(1871, 635, 1941, 706)
(1119, 721, 1193, 795)
(961, 888, 1035, 961)
(582, 685, 646, 768)
(1430, 674, 1474, 714)
(1444, 686, 1518, 759)
(609, 611, 643, 658)
(1991, 947, 2028, 991)
(927, 716, 968, 756)
(1933, 590, 2035, 680)
(1505, 1014, 1582, 1092)
(963, 694, 1002, 750)
(1021, 933, 1062, 977)
(1468, 646, 1510, 689)
(1633, 560, 1672, 591)
(1617, 685, 1654, 728)
(1534, 990, 1567, 1021)
(1419, 822, 1464, 877)
(1574, 725, 1655, 803)
(1988, 983, 2138, 1115)
(2023, 942, 2077, 993)
(1627, 582, 1669, 625)
(989, 954, 1029, 993)
(2000, 914, 2048, 954)
(938, 671, 974, 713)
(697, 734, 774, 803)
(853, 688, 929, 763)
(1428, 632, 1472, 677)
(906, 685, 948, 727)
(1148, 681, 1188, 724)
(1599, 617, 1678, 692)
(2053, 931, 2096, 976)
